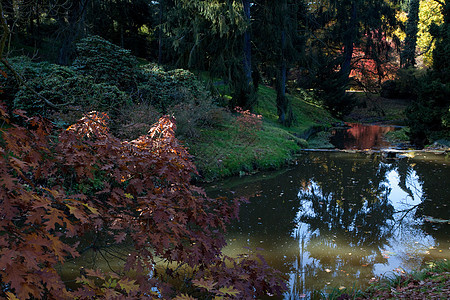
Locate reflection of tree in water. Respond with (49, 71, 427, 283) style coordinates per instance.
(212, 152, 449, 298)
(393, 155, 450, 241)
(298, 153, 395, 246)
(291, 153, 396, 295)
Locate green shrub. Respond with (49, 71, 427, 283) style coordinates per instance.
(10, 58, 131, 118)
(137, 65, 211, 112)
(72, 35, 139, 91)
(0, 57, 61, 108)
(406, 75, 450, 145)
(135, 64, 230, 140)
(317, 75, 355, 117)
(11, 61, 79, 115)
(380, 68, 426, 99)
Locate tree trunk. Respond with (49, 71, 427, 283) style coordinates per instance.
(276, 1, 294, 126)
(401, 0, 420, 68)
(242, 0, 252, 87)
(276, 30, 294, 126)
(340, 2, 357, 81)
(58, 0, 90, 65)
(158, 1, 163, 65)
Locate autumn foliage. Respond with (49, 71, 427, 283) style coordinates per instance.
(0, 100, 285, 299)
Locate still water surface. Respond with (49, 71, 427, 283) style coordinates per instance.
(329, 123, 399, 150)
(206, 151, 450, 298)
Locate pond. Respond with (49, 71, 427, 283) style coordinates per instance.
(329, 123, 400, 150)
(206, 151, 450, 299)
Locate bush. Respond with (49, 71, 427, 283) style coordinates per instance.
(136, 64, 229, 139)
(304, 53, 356, 117)
(406, 75, 450, 145)
(380, 68, 425, 99)
(12, 61, 131, 118)
(0, 57, 59, 108)
(317, 75, 355, 117)
(72, 35, 139, 91)
(137, 65, 211, 112)
(169, 94, 231, 139)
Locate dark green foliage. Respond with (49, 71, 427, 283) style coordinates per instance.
(318, 76, 355, 118)
(0, 57, 55, 107)
(401, 0, 420, 68)
(228, 67, 258, 111)
(4, 56, 131, 118)
(137, 63, 228, 139)
(307, 54, 356, 117)
(407, 75, 450, 145)
(72, 35, 139, 91)
(164, 0, 259, 110)
(252, 0, 305, 126)
(380, 67, 425, 99)
(137, 64, 211, 112)
(406, 1, 450, 146)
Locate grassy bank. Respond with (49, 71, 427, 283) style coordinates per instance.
(187, 85, 336, 182)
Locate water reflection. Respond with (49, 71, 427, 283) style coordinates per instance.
(330, 123, 398, 149)
(206, 152, 450, 299)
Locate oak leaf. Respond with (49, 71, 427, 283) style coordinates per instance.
(117, 278, 139, 294)
(218, 286, 241, 297)
(192, 278, 217, 292)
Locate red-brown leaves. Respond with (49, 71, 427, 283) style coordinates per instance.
(0, 105, 285, 299)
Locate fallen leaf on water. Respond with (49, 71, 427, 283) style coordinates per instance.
(325, 268, 332, 273)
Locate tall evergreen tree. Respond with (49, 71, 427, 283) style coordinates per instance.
(401, 0, 421, 68)
(253, 0, 305, 126)
(57, 0, 90, 65)
(166, 0, 257, 109)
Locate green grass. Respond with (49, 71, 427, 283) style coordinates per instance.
(188, 121, 307, 182)
(255, 85, 336, 136)
(188, 83, 336, 182)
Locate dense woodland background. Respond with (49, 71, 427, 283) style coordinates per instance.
(0, 0, 449, 142)
(0, 0, 449, 299)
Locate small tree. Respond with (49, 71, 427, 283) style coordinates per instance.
(0, 100, 286, 299)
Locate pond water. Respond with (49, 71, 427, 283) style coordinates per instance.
(329, 123, 399, 150)
(206, 151, 450, 299)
